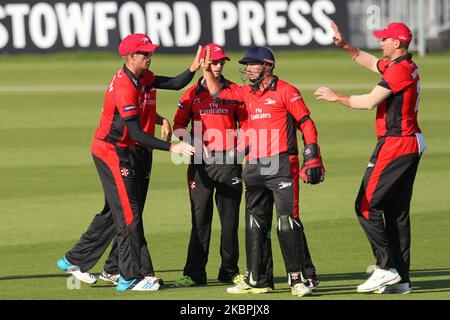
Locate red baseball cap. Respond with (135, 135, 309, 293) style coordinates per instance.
(373, 22, 412, 43)
(118, 33, 158, 56)
(200, 43, 230, 61)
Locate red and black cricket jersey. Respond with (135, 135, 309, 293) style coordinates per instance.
(95, 66, 156, 147)
(139, 87, 157, 138)
(173, 76, 247, 152)
(376, 54, 421, 139)
(215, 77, 316, 159)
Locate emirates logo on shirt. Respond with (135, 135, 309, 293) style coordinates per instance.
(251, 107, 271, 120)
(200, 103, 229, 116)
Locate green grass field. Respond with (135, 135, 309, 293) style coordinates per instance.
(1, 50, 449, 300)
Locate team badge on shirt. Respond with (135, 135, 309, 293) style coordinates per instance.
(178, 102, 185, 109)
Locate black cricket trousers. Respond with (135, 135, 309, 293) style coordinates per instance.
(242, 153, 316, 288)
(355, 136, 421, 284)
(65, 139, 154, 280)
(183, 162, 242, 284)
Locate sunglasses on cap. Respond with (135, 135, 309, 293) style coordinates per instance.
(133, 51, 152, 57)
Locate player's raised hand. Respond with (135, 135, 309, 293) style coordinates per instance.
(331, 20, 346, 48)
(190, 45, 203, 72)
(170, 142, 196, 156)
(314, 87, 339, 102)
(202, 46, 212, 72)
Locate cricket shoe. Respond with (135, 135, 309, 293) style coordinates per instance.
(232, 274, 245, 286)
(291, 283, 313, 297)
(366, 264, 378, 275)
(56, 256, 97, 284)
(218, 272, 244, 285)
(116, 276, 161, 291)
(226, 278, 271, 294)
(374, 282, 413, 294)
(307, 278, 320, 291)
(99, 270, 120, 285)
(174, 275, 206, 287)
(356, 268, 401, 293)
(145, 276, 164, 287)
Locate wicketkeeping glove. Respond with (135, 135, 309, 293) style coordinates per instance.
(299, 143, 325, 184)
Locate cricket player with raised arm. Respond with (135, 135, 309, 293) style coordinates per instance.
(57, 34, 196, 291)
(314, 21, 425, 294)
(172, 43, 247, 287)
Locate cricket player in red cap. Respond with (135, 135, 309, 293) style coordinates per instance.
(57, 33, 200, 291)
(172, 43, 247, 287)
(315, 22, 425, 294)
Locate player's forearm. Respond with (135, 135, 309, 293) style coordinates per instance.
(298, 118, 318, 145)
(343, 43, 360, 60)
(354, 50, 380, 73)
(342, 44, 379, 73)
(334, 92, 372, 110)
(334, 92, 353, 108)
(336, 90, 388, 110)
(153, 68, 195, 90)
(203, 70, 222, 96)
(125, 118, 171, 151)
(348, 86, 392, 110)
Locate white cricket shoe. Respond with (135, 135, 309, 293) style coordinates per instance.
(374, 282, 412, 294)
(56, 256, 97, 284)
(131, 277, 161, 291)
(69, 269, 98, 284)
(357, 268, 401, 293)
(99, 270, 120, 285)
(366, 264, 378, 275)
(291, 283, 313, 297)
